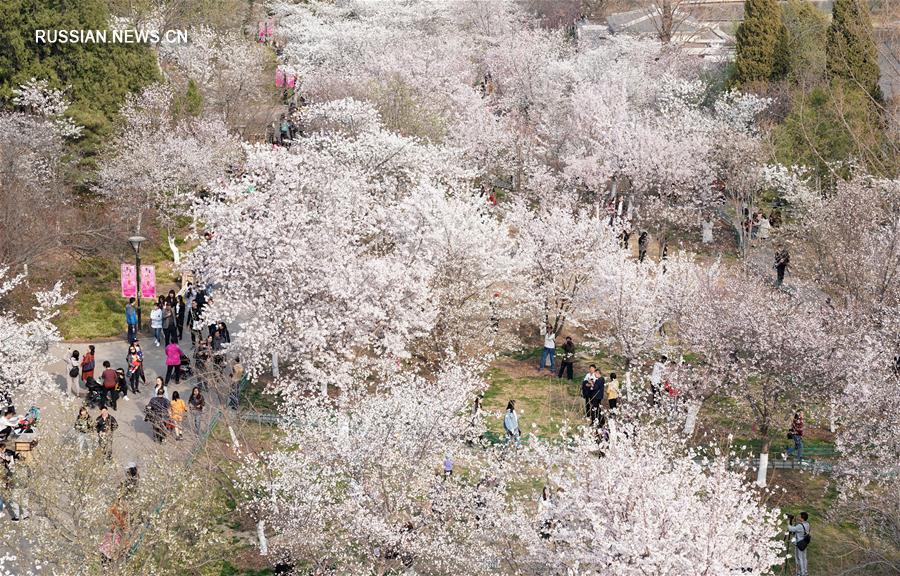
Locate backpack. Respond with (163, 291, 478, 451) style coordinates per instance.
(797, 523, 811, 551)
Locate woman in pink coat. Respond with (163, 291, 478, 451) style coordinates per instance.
(165, 342, 183, 386)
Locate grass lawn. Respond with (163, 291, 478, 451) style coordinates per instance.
(484, 352, 874, 576)
(55, 236, 185, 340)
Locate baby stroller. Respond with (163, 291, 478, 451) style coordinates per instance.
(179, 353, 194, 377)
(85, 377, 106, 409)
(14, 406, 40, 435)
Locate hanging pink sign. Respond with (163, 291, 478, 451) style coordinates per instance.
(286, 74, 296, 88)
(121, 264, 137, 298)
(140, 265, 156, 299)
(258, 21, 266, 42)
(275, 68, 285, 88)
(266, 20, 275, 38)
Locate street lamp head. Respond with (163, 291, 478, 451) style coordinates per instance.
(128, 235, 147, 254)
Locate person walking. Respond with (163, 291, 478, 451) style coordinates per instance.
(73, 406, 94, 452)
(701, 217, 714, 245)
(788, 512, 810, 576)
(66, 349, 81, 398)
(100, 361, 119, 410)
(638, 231, 649, 262)
(125, 297, 138, 343)
(228, 357, 244, 410)
(96, 406, 118, 461)
(188, 386, 205, 436)
(165, 341, 183, 386)
(145, 389, 172, 443)
(504, 400, 521, 447)
(115, 368, 129, 402)
(134, 341, 147, 388)
(127, 346, 141, 395)
(162, 302, 176, 345)
(188, 300, 203, 347)
(538, 323, 556, 372)
(150, 303, 164, 346)
(606, 373, 620, 413)
(787, 409, 804, 463)
(176, 295, 186, 342)
(170, 391, 187, 441)
(80, 345, 96, 385)
(557, 337, 575, 380)
(774, 245, 790, 288)
(581, 366, 598, 419)
(153, 376, 167, 398)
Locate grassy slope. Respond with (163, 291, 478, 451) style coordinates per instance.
(484, 350, 871, 576)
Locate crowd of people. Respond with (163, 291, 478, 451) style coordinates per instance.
(61, 283, 245, 461)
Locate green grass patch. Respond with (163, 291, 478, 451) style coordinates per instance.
(56, 256, 126, 340)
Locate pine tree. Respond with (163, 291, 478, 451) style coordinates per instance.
(733, 0, 784, 86)
(826, 0, 881, 100)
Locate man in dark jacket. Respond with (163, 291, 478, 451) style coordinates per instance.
(145, 390, 172, 443)
(774, 245, 790, 287)
(557, 337, 576, 381)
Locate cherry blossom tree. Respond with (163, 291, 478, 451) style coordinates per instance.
(680, 270, 831, 486)
(0, 418, 231, 575)
(508, 195, 620, 336)
(95, 83, 241, 264)
(517, 429, 784, 575)
(0, 79, 83, 268)
(241, 364, 524, 575)
(189, 100, 512, 397)
(0, 267, 71, 400)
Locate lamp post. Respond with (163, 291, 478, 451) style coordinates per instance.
(128, 236, 146, 330)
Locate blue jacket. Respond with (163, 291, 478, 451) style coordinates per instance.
(125, 304, 138, 326)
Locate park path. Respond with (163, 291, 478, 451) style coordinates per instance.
(42, 332, 219, 468)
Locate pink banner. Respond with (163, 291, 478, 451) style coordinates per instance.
(275, 68, 285, 88)
(140, 265, 156, 299)
(286, 74, 296, 88)
(121, 264, 137, 298)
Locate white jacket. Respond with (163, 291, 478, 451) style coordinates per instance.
(150, 308, 163, 329)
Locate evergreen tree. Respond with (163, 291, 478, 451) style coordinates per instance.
(0, 0, 159, 183)
(826, 0, 881, 100)
(775, 0, 829, 84)
(733, 0, 784, 87)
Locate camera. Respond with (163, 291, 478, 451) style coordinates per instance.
(787, 513, 795, 523)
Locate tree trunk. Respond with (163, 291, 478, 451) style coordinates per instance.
(167, 231, 181, 266)
(683, 399, 702, 435)
(829, 399, 836, 433)
(271, 351, 280, 378)
(257, 519, 268, 556)
(756, 437, 770, 487)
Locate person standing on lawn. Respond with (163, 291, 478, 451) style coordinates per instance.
(606, 373, 620, 413)
(538, 323, 556, 372)
(125, 297, 138, 344)
(581, 366, 598, 419)
(504, 400, 521, 447)
(557, 337, 575, 381)
(788, 512, 810, 576)
(787, 409, 804, 462)
(590, 371, 606, 423)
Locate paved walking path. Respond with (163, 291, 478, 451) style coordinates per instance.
(42, 331, 221, 467)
